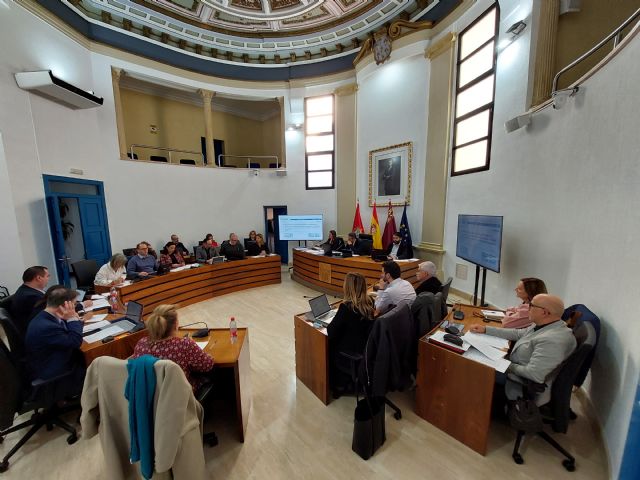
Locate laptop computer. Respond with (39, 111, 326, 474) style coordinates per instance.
(75, 289, 86, 302)
(306, 294, 338, 326)
(111, 301, 144, 333)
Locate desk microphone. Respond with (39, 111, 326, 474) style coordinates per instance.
(179, 321, 210, 338)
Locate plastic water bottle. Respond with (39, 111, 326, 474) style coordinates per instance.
(229, 317, 238, 344)
(109, 286, 119, 314)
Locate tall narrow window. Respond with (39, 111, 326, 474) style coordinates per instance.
(305, 95, 334, 189)
(452, 4, 499, 176)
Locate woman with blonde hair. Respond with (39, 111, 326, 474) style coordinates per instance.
(131, 304, 214, 390)
(327, 272, 375, 393)
(254, 233, 270, 256)
(94, 253, 127, 286)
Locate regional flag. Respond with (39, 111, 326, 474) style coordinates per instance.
(399, 203, 414, 257)
(352, 201, 365, 234)
(381, 201, 397, 250)
(370, 202, 383, 249)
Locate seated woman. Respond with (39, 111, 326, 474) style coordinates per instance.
(204, 233, 218, 247)
(502, 277, 548, 328)
(248, 230, 257, 242)
(159, 242, 185, 269)
(254, 233, 270, 256)
(131, 304, 214, 391)
(327, 272, 376, 393)
(95, 253, 127, 286)
(321, 230, 344, 251)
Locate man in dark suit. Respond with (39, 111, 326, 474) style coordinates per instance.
(385, 232, 413, 260)
(220, 233, 246, 260)
(9, 266, 50, 336)
(25, 287, 85, 392)
(415, 261, 442, 295)
(344, 232, 362, 254)
(170, 234, 189, 257)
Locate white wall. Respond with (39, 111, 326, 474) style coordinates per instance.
(441, 1, 640, 477)
(355, 41, 430, 241)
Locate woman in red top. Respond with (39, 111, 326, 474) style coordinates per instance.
(132, 304, 213, 390)
(159, 242, 185, 269)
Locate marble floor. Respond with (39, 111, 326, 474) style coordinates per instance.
(1, 272, 609, 479)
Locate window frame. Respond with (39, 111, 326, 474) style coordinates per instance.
(304, 94, 335, 190)
(451, 3, 500, 177)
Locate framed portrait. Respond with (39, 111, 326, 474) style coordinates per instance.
(368, 141, 412, 206)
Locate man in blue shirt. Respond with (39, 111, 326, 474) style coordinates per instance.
(25, 287, 85, 393)
(127, 242, 158, 278)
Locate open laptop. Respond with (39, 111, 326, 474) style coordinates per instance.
(111, 300, 144, 333)
(75, 289, 86, 302)
(306, 294, 338, 326)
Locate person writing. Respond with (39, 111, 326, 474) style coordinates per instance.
(95, 253, 127, 287)
(159, 242, 185, 269)
(195, 237, 219, 264)
(220, 233, 246, 261)
(470, 294, 576, 404)
(500, 278, 548, 328)
(414, 261, 442, 295)
(327, 273, 376, 394)
(131, 304, 214, 391)
(126, 242, 158, 277)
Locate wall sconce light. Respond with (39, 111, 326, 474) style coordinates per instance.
(504, 112, 532, 133)
(286, 123, 303, 131)
(498, 20, 527, 51)
(552, 86, 580, 110)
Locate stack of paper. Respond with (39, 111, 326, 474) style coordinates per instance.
(85, 298, 110, 311)
(481, 309, 505, 321)
(83, 325, 125, 343)
(83, 320, 111, 333)
(84, 313, 108, 324)
(462, 332, 510, 372)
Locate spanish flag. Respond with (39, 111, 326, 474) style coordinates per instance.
(370, 202, 383, 249)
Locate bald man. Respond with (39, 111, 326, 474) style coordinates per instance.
(470, 294, 576, 405)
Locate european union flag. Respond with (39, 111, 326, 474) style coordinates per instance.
(399, 204, 413, 252)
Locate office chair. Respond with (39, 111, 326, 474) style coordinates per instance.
(122, 247, 136, 257)
(126, 152, 138, 160)
(71, 259, 99, 294)
(0, 308, 80, 473)
(358, 239, 373, 255)
(149, 155, 168, 162)
(269, 163, 278, 168)
(509, 322, 596, 471)
(0, 286, 9, 299)
(249, 162, 260, 168)
(411, 292, 446, 339)
(180, 159, 196, 165)
(562, 304, 601, 388)
(0, 294, 11, 311)
(439, 277, 453, 305)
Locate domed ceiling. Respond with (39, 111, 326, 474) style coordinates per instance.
(35, 0, 462, 79)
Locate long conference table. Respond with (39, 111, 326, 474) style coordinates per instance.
(291, 248, 420, 295)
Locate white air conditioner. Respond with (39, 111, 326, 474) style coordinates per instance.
(14, 70, 103, 109)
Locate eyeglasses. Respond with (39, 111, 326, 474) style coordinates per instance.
(529, 303, 548, 313)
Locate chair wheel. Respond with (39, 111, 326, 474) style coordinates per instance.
(393, 411, 402, 420)
(513, 453, 524, 464)
(67, 434, 78, 445)
(0, 460, 8, 473)
(562, 459, 575, 471)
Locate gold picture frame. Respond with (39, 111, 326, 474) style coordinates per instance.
(368, 141, 412, 206)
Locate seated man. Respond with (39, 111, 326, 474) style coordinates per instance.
(195, 237, 220, 264)
(385, 232, 413, 260)
(220, 233, 246, 261)
(170, 234, 190, 257)
(470, 294, 576, 405)
(343, 232, 363, 254)
(415, 261, 442, 295)
(25, 287, 85, 392)
(126, 242, 158, 278)
(9, 266, 50, 336)
(374, 260, 416, 315)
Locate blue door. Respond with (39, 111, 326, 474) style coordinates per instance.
(79, 196, 110, 267)
(46, 196, 72, 286)
(268, 206, 288, 264)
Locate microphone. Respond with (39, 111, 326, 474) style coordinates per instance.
(179, 321, 210, 338)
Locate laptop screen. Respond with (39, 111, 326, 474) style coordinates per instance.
(308, 294, 331, 318)
(75, 289, 86, 302)
(126, 301, 143, 321)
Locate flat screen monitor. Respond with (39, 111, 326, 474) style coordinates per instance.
(456, 214, 503, 273)
(278, 214, 323, 241)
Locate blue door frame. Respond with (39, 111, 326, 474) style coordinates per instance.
(264, 205, 287, 264)
(43, 175, 112, 286)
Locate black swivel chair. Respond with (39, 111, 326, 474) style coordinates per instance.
(0, 286, 9, 300)
(358, 239, 373, 256)
(509, 322, 596, 471)
(0, 308, 80, 472)
(149, 155, 168, 162)
(180, 159, 196, 165)
(71, 259, 99, 294)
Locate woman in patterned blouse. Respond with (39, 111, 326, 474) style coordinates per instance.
(159, 242, 185, 269)
(131, 304, 213, 391)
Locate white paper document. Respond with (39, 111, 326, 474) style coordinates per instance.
(462, 332, 508, 361)
(84, 313, 108, 324)
(481, 309, 505, 320)
(85, 298, 110, 311)
(196, 341, 209, 350)
(83, 320, 111, 333)
(170, 265, 190, 272)
(83, 325, 125, 343)
(463, 348, 511, 373)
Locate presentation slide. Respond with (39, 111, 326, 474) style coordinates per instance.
(456, 215, 503, 272)
(279, 215, 323, 241)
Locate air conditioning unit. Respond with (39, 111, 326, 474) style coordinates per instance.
(14, 70, 103, 109)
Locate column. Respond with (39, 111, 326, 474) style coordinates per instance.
(416, 32, 456, 276)
(111, 68, 128, 159)
(334, 83, 358, 237)
(530, 0, 560, 106)
(199, 89, 215, 166)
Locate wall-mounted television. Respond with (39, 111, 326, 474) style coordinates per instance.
(456, 214, 503, 272)
(278, 214, 323, 241)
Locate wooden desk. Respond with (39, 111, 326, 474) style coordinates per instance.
(294, 313, 330, 405)
(109, 256, 281, 317)
(80, 313, 146, 365)
(292, 249, 420, 296)
(415, 305, 500, 455)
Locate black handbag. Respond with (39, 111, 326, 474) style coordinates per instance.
(508, 397, 543, 433)
(352, 395, 386, 460)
